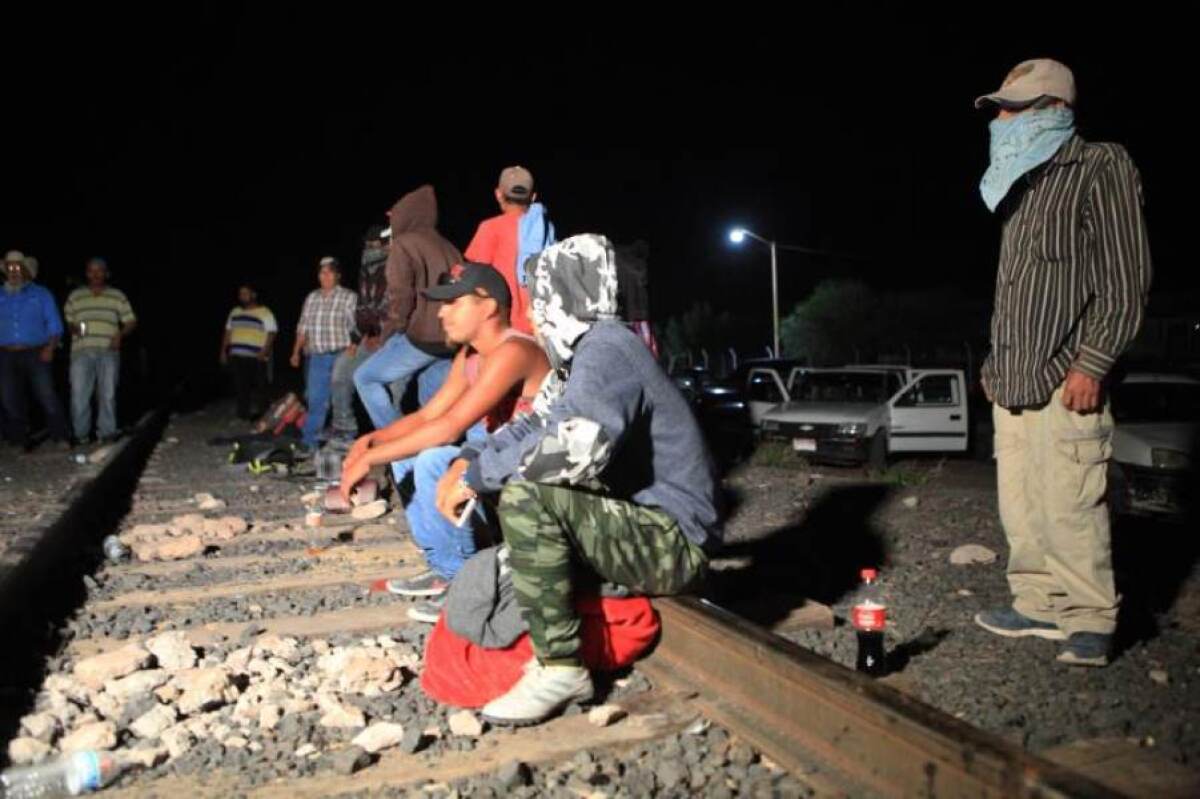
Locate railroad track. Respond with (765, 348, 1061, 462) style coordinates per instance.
(0, 409, 1126, 797)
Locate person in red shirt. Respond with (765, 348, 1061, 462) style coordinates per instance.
(463, 166, 537, 335)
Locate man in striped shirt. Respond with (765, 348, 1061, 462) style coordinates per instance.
(972, 60, 1152, 667)
(63, 258, 137, 443)
(221, 285, 278, 420)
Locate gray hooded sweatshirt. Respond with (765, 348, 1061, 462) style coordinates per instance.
(459, 234, 723, 551)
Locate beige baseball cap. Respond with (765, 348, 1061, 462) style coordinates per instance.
(4, 250, 24, 264)
(975, 58, 1076, 109)
(498, 166, 534, 200)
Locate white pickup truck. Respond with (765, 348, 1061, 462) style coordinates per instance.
(753, 365, 970, 469)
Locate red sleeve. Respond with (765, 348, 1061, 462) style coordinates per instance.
(464, 220, 495, 264)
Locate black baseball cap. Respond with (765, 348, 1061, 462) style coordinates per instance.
(423, 261, 512, 308)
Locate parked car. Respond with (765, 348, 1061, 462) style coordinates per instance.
(757, 366, 970, 469)
(1108, 371, 1199, 517)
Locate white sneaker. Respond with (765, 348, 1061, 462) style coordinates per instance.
(481, 659, 594, 726)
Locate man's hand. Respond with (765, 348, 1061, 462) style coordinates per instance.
(289, 352, 301, 369)
(339, 457, 370, 503)
(346, 343, 358, 358)
(981, 376, 994, 404)
(436, 459, 472, 523)
(109, 334, 122, 351)
(344, 434, 374, 471)
(257, 350, 270, 362)
(38, 344, 53, 363)
(1061, 370, 1102, 414)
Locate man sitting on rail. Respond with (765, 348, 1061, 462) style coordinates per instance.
(434, 235, 724, 725)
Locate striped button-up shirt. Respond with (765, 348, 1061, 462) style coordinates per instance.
(982, 135, 1152, 408)
(297, 286, 357, 355)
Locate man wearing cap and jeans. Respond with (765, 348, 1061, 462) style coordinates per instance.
(971, 59, 1152, 667)
(339, 262, 550, 623)
(464, 166, 541, 336)
(0, 250, 71, 449)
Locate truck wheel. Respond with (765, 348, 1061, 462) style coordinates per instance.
(868, 432, 888, 472)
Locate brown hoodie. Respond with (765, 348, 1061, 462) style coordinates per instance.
(383, 185, 462, 354)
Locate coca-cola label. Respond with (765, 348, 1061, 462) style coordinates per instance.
(852, 603, 887, 631)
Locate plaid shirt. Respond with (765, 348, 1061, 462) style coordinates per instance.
(297, 286, 357, 354)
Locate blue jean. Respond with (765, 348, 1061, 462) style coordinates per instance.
(301, 351, 340, 447)
(0, 348, 70, 443)
(353, 334, 452, 431)
(406, 445, 487, 580)
(70, 349, 120, 440)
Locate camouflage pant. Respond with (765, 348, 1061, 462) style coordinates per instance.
(498, 480, 708, 663)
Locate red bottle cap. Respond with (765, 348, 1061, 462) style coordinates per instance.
(861, 568, 878, 581)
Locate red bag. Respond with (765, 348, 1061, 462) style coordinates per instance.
(420, 596, 660, 708)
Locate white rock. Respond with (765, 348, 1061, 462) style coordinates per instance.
(147, 631, 199, 671)
(587, 705, 628, 727)
(337, 651, 401, 695)
(319, 702, 367, 730)
(89, 691, 124, 722)
(902, 496, 920, 509)
(248, 741, 263, 754)
(376, 635, 398, 649)
(281, 697, 316, 716)
(7, 737, 52, 765)
(311, 639, 330, 655)
(105, 669, 170, 700)
(259, 703, 285, 730)
(60, 721, 118, 753)
(295, 743, 317, 758)
(949, 544, 998, 565)
(20, 712, 61, 743)
(254, 634, 301, 664)
(1150, 669, 1170, 686)
(208, 723, 233, 743)
(161, 724, 196, 759)
(194, 493, 226, 511)
(224, 736, 249, 750)
(174, 668, 237, 715)
(116, 746, 168, 770)
(224, 646, 253, 674)
(448, 711, 484, 737)
(130, 704, 177, 739)
(44, 674, 90, 705)
(74, 644, 152, 690)
(352, 722, 406, 754)
(154, 684, 181, 704)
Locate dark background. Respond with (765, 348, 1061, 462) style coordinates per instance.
(2, 12, 1189, 410)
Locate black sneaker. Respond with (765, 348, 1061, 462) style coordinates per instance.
(1056, 632, 1111, 667)
(386, 570, 449, 598)
(406, 595, 446, 624)
(974, 607, 1065, 641)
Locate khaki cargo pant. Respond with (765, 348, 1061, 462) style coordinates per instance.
(994, 387, 1118, 635)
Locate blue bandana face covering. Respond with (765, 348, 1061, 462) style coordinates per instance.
(980, 107, 1075, 212)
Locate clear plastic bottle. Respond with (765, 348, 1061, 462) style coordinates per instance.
(1, 751, 122, 797)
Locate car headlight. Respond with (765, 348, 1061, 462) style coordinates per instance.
(1151, 448, 1190, 470)
(762, 420, 780, 431)
(836, 423, 867, 437)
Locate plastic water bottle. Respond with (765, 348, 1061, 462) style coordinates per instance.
(101, 535, 129, 563)
(852, 568, 888, 677)
(0, 751, 122, 797)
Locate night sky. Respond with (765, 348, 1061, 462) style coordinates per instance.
(3, 13, 1188, 394)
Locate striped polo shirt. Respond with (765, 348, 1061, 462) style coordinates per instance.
(226, 305, 278, 358)
(63, 286, 136, 353)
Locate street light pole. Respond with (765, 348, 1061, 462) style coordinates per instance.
(769, 239, 779, 359)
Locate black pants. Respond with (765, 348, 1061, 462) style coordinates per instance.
(229, 357, 266, 420)
(0, 348, 70, 444)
